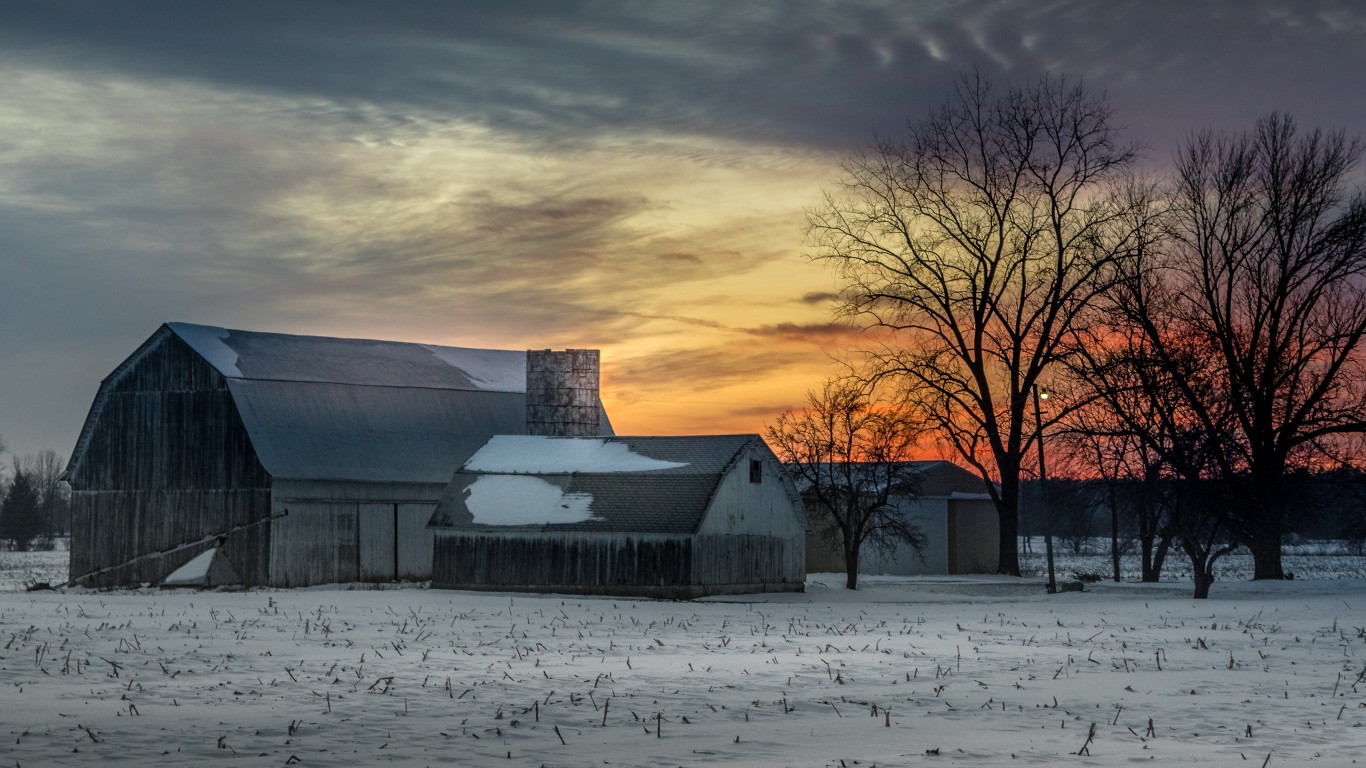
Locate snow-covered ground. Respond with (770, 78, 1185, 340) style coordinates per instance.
(3, 549, 1366, 766)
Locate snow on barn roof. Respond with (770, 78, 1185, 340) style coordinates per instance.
(67, 323, 611, 485)
(167, 322, 525, 391)
(464, 435, 689, 474)
(430, 435, 762, 534)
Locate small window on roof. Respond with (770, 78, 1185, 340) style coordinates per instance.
(749, 459, 763, 483)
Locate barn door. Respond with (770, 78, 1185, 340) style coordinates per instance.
(358, 503, 397, 581)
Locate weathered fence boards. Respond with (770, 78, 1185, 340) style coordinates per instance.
(433, 532, 800, 598)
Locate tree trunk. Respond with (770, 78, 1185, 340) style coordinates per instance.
(996, 476, 1021, 576)
(1192, 567, 1214, 599)
(1150, 536, 1171, 582)
(1245, 475, 1284, 576)
(844, 537, 860, 590)
(1249, 527, 1285, 580)
(1109, 483, 1121, 582)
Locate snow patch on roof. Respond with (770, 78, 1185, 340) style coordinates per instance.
(421, 345, 524, 392)
(169, 323, 241, 377)
(465, 475, 597, 525)
(463, 436, 688, 474)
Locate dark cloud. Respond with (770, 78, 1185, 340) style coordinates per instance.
(6, 1, 1357, 155)
(4, 0, 1366, 455)
(744, 322, 865, 344)
(800, 291, 842, 305)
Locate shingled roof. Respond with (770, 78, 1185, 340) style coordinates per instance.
(429, 434, 762, 534)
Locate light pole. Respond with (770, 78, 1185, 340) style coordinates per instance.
(1033, 385, 1058, 594)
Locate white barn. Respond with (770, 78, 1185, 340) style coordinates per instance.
(429, 434, 808, 598)
(805, 460, 999, 576)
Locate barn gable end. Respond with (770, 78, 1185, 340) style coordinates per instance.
(66, 326, 273, 587)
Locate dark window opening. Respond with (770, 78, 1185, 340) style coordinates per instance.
(749, 459, 763, 483)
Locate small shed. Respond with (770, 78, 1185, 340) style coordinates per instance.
(805, 460, 999, 576)
(63, 323, 611, 587)
(429, 434, 807, 598)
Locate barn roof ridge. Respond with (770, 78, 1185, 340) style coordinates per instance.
(166, 320, 515, 355)
(166, 321, 527, 392)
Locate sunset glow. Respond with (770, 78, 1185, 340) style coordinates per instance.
(2, 2, 1364, 457)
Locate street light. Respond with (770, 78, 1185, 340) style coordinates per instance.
(1033, 385, 1058, 594)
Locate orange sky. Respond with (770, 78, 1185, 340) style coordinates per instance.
(4, 3, 1366, 460)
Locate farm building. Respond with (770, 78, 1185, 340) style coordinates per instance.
(62, 322, 610, 588)
(428, 433, 808, 598)
(805, 460, 999, 576)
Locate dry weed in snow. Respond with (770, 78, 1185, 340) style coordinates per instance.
(2, 575, 1366, 766)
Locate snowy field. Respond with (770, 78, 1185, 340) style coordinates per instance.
(3, 551, 1366, 766)
(1018, 538, 1366, 583)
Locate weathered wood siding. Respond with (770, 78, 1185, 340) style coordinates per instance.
(267, 497, 437, 586)
(433, 531, 801, 598)
(396, 503, 435, 580)
(690, 534, 800, 590)
(67, 331, 272, 586)
(268, 502, 359, 587)
(434, 532, 692, 595)
(358, 503, 397, 581)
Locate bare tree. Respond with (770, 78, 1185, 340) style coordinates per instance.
(767, 379, 925, 590)
(808, 71, 1147, 575)
(1145, 113, 1366, 579)
(1071, 258, 1248, 598)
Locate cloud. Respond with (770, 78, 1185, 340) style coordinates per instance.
(800, 291, 842, 305)
(745, 322, 865, 344)
(28, 1, 1359, 154)
(4, 1, 1366, 456)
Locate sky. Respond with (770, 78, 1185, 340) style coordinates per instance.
(2, 0, 1365, 462)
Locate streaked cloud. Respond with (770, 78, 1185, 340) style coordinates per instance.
(1, 1, 1364, 456)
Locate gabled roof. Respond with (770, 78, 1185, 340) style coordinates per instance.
(67, 323, 612, 485)
(430, 434, 761, 534)
(789, 459, 993, 500)
(167, 322, 525, 391)
(912, 460, 995, 499)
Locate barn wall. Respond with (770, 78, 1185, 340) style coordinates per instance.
(432, 531, 801, 598)
(268, 501, 359, 587)
(695, 445, 806, 582)
(67, 331, 272, 586)
(271, 481, 440, 585)
(950, 499, 1000, 574)
(433, 531, 694, 597)
(689, 534, 802, 592)
(396, 503, 435, 579)
(853, 498, 950, 576)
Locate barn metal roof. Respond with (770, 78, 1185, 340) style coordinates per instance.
(66, 323, 613, 485)
(430, 435, 761, 534)
(168, 322, 526, 391)
(229, 380, 528, 484)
